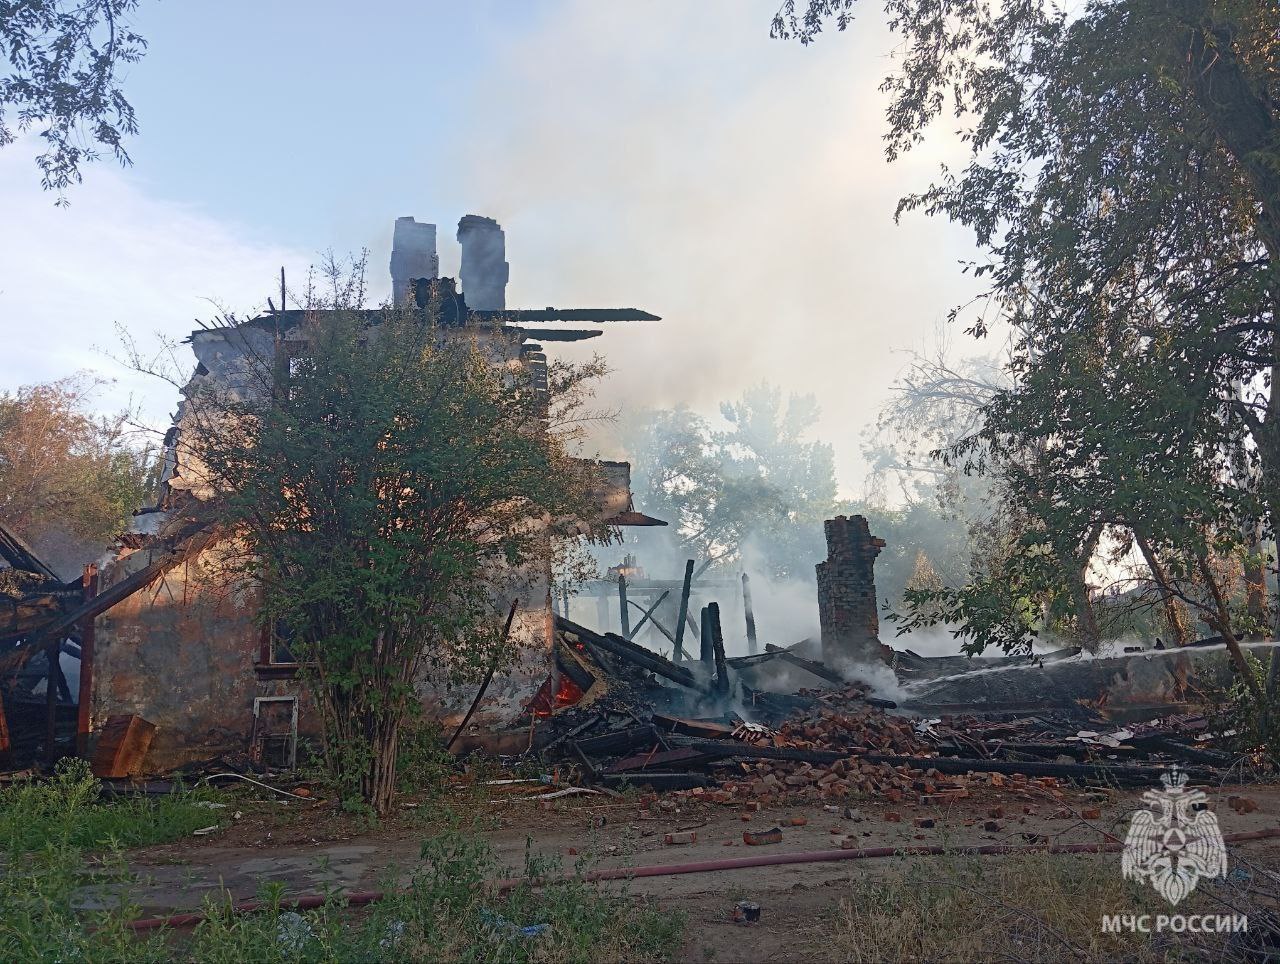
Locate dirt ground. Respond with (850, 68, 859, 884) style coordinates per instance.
(108, 777, 1280, 962)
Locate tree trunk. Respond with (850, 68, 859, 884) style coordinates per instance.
(1176, 4, 1280, 263)
(1134, 532, 1191, 645)
(1197, 553, 1264, 703)
(1070, 524, 1104, 650)
(362, 713, 400, 816)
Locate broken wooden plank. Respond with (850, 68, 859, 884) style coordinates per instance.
(606, 746, 713, 773)
(91, 714, 157, 778)
(652, 714, 738, 739)
(673, 560, 694, 663)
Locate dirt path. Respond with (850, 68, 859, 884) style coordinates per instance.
(113, 781, 1280, 961)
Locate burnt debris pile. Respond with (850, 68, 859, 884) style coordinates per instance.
(528, 617, 1237, 801)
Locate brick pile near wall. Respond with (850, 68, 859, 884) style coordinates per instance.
(816, 514, 887, 667)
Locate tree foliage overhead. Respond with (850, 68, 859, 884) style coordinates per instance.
(0, 0, 147, 202)
(776, 0, 1280, 669)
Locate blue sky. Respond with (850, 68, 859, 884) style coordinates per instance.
(0, 0, 983, 494)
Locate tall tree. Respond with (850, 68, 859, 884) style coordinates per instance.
(776, 1, 1280, 667)
(621, 383, 838, 580)
(0, 375, 156, 574)
(187, 296, 604, 815)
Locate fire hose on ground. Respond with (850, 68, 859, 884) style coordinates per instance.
(123, 827, 1280, 933)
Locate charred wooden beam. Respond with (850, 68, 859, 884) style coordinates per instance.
(664, 735, 847, 764)
(626, 590, 670, 641)
(673, 560, 694, 663)
(707, 602, 729, 696)
(617, 575, 630, 638)
(575, 724, 659, 757)
(742, 573, 758, 656)
(764, 643, 845, 686)
(557, 617, 713, 695)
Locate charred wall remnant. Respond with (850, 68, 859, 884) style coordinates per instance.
(457, 214, 508, 311)
(390, 217, 439, 307)
(816, 515, 886, 668)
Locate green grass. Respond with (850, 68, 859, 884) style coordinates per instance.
(0, 769, 685, 963)
(181, 831, 684, 963)
(0, 758, 225, 853)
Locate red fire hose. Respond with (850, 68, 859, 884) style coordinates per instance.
(124, 827, 1280, 933)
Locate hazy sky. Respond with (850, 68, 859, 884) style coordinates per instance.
(0, 0, 983, 496)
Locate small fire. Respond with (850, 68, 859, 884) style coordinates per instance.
(528, 673, 585, 717)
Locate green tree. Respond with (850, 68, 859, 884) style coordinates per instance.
(621, 382, 837, 580)
(776, 1, 1280, 670)
(187, 296, 604, 815)
(1, 1, 148, 202)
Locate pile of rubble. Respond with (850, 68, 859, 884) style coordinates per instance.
(530, 619, 1237, 803)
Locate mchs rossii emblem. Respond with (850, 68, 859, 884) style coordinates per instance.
(1122, 769, 1226, 905)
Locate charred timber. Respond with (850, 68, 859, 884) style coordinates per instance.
(556, 617, 713, 696)
(473, 308, 661, 323)
(763, 643, 845, 686)
(863, 754, 1217, 785)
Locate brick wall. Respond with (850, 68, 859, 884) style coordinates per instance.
(816, 515, 887, 666)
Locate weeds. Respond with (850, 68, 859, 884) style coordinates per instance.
(0, 758, 224, 853)
(395, 717, 456, 794)
(0, 775, 683, 963)
(825, 851, 1250, 963)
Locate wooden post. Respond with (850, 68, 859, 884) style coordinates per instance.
(562, 585, 571, 622)
(742, 572, 759, 656)
(673, 559, 694, 662)
(617, 574, 631, 638)
(708, 602, 729, 696)
(44, 639, 62, 764)
(76, 564, 99, 756)
(0, 687, 10, 766)
(699, 605, 714, 666)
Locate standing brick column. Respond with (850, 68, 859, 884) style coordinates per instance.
(816, 515, 887, 667)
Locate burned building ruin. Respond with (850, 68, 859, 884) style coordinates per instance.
(0, 214, 664, 773)
(816, 514, 886, 668)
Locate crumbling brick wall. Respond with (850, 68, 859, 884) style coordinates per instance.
(816, 515, 887, 667)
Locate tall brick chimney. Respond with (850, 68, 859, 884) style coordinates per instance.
(457, 215, 509, 311)
(816, 515, 887, 667)
(390, 217, 439, 307)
